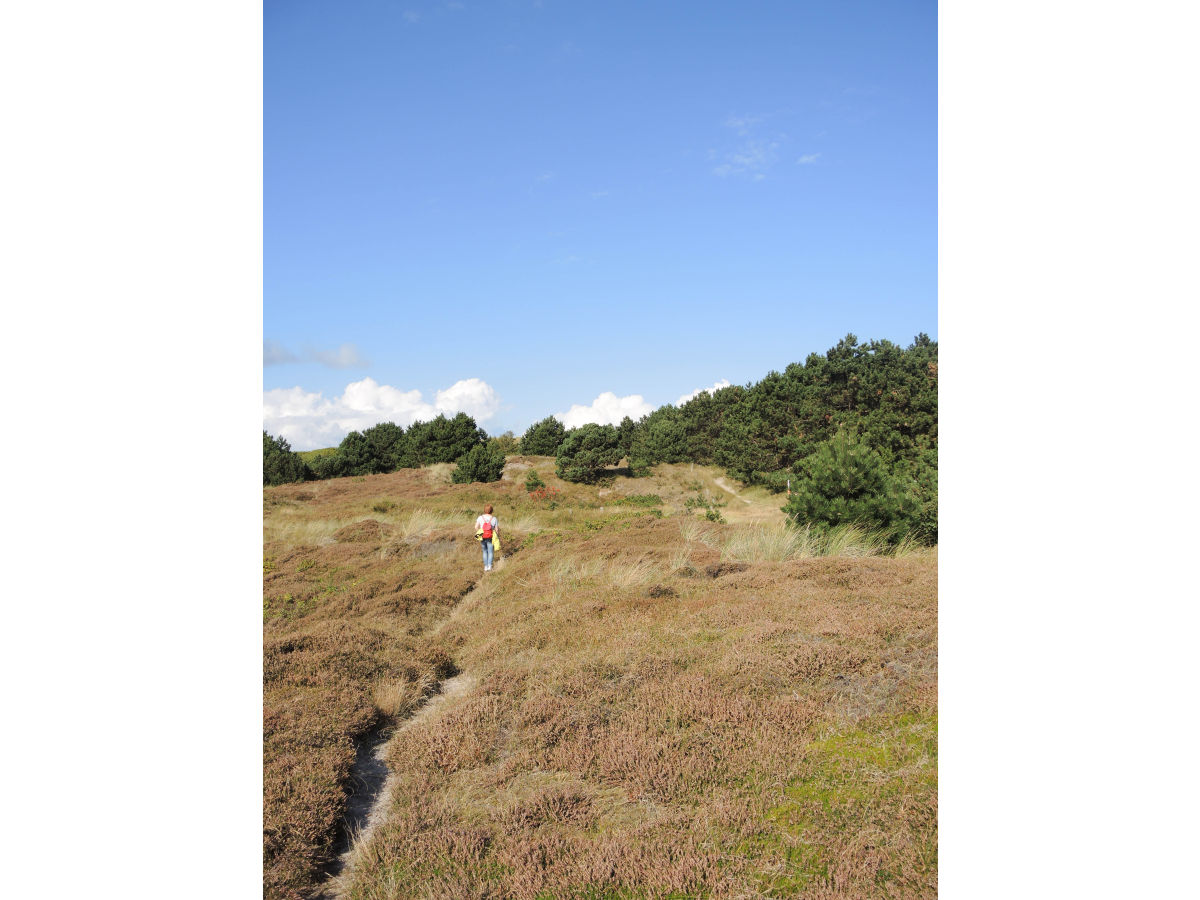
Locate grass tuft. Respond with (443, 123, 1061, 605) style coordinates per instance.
(721, 522, 810, 562)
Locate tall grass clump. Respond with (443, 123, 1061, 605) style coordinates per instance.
(813, 523, 889, 557)
(262, 515, 345, 547)
(606, 555, 658, 588)
(398, 508, 461, 537)
(678, 517, 720, 548)
(719, 521, 919, 561)
(669, 544, 693, 571)
(721, 522, 810, 562)
(549, 554, 604, 586)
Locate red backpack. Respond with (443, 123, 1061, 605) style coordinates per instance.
(481, 517, 493, 539)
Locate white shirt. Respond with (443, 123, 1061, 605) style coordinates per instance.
(475, 514, 498, 535)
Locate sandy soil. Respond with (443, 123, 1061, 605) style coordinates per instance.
(310, 672, 477, 900)
(713, 476, 753, 504)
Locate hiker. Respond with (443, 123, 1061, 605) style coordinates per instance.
(475, 504, 499, 572)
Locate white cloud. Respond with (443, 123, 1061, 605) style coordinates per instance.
(434, 377, 501, 422)
(263, 377, 502, 450)
(554, 392, 654, 429)
(677, 379, 732, 407)
(796, 153, 821, 165)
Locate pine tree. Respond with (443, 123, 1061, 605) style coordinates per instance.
(451, 443, 506, 483)
(783, 428, 917, 536)
(521, 415, 567, 456)
(263, 431, 309, 486)
(555, 424, 621, 483)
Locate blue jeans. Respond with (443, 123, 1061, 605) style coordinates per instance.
(481, 538, 493, 569)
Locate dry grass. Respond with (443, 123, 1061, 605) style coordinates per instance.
(721, 521, 810, 562)
(264, 463, 937, 899)
(719, 521, 918, 563)
(262, 511, 347, 548)
(395, 507, 464, 537)
(425, 462, 454, 485)
(371, 671, 440, 719)
(678, 516, 722, 548)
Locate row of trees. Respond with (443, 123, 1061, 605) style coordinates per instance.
(535, 333, 935, 467)
(622, 333, 937, 484)
(537, 334, 938, 541)
(262, 412, 507, 486)
(265, 334, 937, 539)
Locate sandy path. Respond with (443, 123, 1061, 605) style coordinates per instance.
(713, 476, 753, 504)
(311, 672, 477, 900)
(309, 577, 486, 900)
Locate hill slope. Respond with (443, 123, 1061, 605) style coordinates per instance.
(263, 460, 937, 899)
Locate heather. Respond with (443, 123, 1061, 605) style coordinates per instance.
(263, 459, 936, 898)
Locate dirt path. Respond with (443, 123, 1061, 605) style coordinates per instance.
(309, 579, 485, 900)
(713, 475, 752, 504)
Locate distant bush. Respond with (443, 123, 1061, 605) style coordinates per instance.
(521, 416, 567, 456)
(684, 491, 727, 523)
(489, 431, 520, 455)
(336, 421, 407, 476)
(525, 469, 546, 491)
(555, 423, 622, 484)
(263, 431, 309, 486)
(628, 405, 688, 472)
(401, 413, 486, 467)
(783, 429, 920, 541)
(307, 452, 348, 480)
(614, 494, 662, 507)
(452, 443, 506, 484)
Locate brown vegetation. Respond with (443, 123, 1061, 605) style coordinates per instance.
(264, 460, 936, 899)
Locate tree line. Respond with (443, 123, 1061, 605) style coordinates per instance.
(263, 412, 507, 488)
(264, 333, 937, 541)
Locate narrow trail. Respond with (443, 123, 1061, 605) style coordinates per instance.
(713, 476, 753, 504)
(308, 576, 488, 900)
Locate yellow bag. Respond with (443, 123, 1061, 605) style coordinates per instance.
(492, 534, 501, 555)
(475, 530, 484, 542)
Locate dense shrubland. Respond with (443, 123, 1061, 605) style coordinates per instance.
(264, 334, 937, 538)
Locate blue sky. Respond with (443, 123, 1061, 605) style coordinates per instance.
(265, 0, 936, 449)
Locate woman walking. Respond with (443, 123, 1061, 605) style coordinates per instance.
(475, 504, 499, 572)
